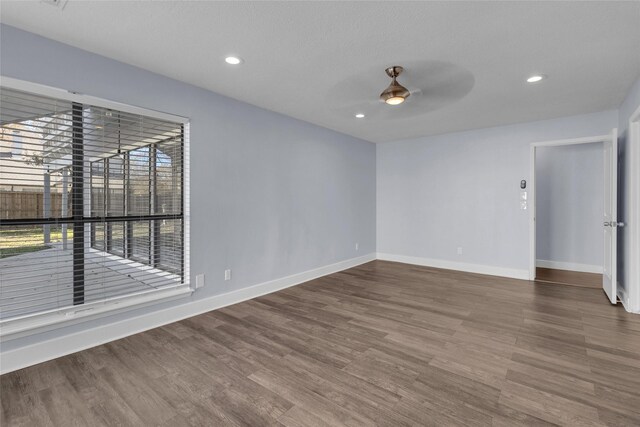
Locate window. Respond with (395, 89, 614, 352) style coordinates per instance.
(0, 81, 190, 332)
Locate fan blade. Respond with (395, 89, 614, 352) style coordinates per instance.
(325, 60, 474, 120)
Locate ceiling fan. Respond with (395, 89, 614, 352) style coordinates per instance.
(379, 66, 411, 105)
(325, 60, 475, 120)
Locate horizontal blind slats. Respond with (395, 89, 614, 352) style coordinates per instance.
(1, 86, 185, 322)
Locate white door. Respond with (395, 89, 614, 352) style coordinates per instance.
(603, 128, 618, 304)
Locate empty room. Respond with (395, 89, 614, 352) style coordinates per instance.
(1, 1, 639, 426)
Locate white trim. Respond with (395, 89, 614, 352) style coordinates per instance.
(535, 259, 602, 274)
(629, 105, 640, 314)
(0, 77, 193, 336)
(0, 253, 376, 374)
(528, 132, 613, 282)
(618, 286, 629, 311)
(617, 286, 639, 314)
(376, 253, 529, 280)
(529, 144, 536, 280)
(0, 285, 192, 340)
(184, 121, 191, 292)
(0, 76, 188, 124)
(530, 134, 610, 148)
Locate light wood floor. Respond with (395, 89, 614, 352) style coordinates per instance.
(536, 267, 603, 289)
(2, 260, 640, 426)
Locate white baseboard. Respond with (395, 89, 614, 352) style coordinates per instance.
(376, 253, 530, 280)
(536, 259, 603, 274)
(0, 253, 376, 374)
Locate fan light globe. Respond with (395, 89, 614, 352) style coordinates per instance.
(385, 96, 406, 105)
(380, 66, 410, 106)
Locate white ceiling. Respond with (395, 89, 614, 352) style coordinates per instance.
(2, 1, 639, 143)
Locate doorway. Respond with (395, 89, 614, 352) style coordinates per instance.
(529, 130, 620, 303)
(535, 142, 603, 288)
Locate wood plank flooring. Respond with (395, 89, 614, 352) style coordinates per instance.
(2, 260, 640, 426)
(536, 267, 602, 289)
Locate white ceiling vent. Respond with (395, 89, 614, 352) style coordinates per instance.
(40, 0, 68, 10)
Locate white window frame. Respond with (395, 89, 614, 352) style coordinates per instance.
(0, 76, 191, 340)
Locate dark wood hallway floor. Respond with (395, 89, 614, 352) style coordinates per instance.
(2, 260, 639, 426)
(536, 267, 603, 289)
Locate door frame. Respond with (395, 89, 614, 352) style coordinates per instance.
(528, 133, 612, 281)
(629, 105, 640, 312)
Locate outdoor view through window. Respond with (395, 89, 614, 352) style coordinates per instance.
(0, 86, 185, 322)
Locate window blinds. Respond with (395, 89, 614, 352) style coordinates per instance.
(0, 86, 185, 322)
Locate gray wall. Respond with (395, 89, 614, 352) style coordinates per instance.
(617, 75, 640, 308)
(0, 25, 376, 351)
(535, 143, 603, 269)
(377, 110, 617, 273)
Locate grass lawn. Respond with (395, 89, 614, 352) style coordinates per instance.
(0, 227, 73, 259)
(0, 245, 51, 259)
(1, 222, 179, 259)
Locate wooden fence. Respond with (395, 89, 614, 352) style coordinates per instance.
(0, 192, 68, 220)
(1, 191, 180, 220)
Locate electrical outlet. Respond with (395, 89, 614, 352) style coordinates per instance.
(195, 273, 205, 289)
(224, 269, 231, 281)
(355, 242, 359, 251)
(457, 247, 463, 255)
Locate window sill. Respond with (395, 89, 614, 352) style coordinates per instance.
(0, 285, 193, 341)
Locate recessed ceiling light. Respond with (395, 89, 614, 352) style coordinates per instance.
(526, 74, 546, 83)
(355, 113, 365, 118)
(225, 56, 243, 65)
